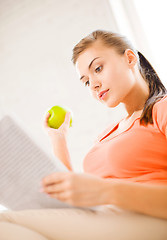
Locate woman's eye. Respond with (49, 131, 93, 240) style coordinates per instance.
(95, 66, 102, 73)
(84, 81, 89, 86)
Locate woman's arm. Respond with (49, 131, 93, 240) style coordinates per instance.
(44, 112, 73, 171)
(41, 171, 167, 219)
(51, 135, 72, 171)
(105, 179, 167, 219)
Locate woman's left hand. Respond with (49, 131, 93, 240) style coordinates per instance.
(41, 172, 109, 207)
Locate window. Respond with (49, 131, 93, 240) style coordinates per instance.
(133, 0, 167, 86)
(109, 0, 167, 87)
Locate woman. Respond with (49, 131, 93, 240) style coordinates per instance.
(0, 30, 167, 240)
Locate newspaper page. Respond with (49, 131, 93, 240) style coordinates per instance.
(0, 115, 75, 210)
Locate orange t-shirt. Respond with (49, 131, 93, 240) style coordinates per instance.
(83, 95, 167, 184)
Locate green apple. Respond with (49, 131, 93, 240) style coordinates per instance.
(48, 105, 73, 129)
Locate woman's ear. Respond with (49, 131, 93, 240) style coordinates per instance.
(124, 49, 137, 68)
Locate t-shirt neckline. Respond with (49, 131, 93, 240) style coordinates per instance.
(99, 117, 141, 143)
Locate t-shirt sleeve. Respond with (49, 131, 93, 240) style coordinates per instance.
(152, 95, 167, 135)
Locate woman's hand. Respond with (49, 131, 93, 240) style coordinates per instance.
(43, 111, 71, 142)
(43, 112, 73, 171)
(41, 172, 110, 207)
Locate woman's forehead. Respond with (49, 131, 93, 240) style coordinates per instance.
(76, 44, 118, 68)
(79, 42, 113, 58)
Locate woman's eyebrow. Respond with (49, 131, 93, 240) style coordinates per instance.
(80, 57, 100, 80)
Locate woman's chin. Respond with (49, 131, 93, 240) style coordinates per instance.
(104, 99, 120, 108)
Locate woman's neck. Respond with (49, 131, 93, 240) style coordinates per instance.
(123, 71, 149, 116)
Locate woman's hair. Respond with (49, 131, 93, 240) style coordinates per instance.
(72, 30, 167, 125)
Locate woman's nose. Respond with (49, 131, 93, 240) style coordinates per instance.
(89, 78, 101, 91)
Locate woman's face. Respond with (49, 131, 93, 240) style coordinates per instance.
(75, 41, 137, 108)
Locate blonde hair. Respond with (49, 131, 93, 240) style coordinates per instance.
(72, 30, 167, 125)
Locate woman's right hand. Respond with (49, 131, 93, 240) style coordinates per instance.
(43, 111, 71, 142)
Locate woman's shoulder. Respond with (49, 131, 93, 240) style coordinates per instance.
(152, 94, 167, 134)
(154, 94, 167, 107)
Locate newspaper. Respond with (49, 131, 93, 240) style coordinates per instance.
(0, 115, 76, 210)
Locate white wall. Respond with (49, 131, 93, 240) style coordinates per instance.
(0, 0, 126, 175)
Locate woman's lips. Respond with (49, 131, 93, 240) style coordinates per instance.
(98, 89, 109, 100)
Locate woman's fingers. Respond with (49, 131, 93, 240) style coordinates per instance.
(41, 172, 71, 198)
(48, 191, 71, 201)
(60, 112, 71, 129)
(64, 112, 71, 123)
(43, 112, 51, 128)
(44, 112, 71, 130)
(42, 182, 67, 194)
(42, 172, 67, 186)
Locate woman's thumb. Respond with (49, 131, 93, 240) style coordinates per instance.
(63, 112, 71, 127)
